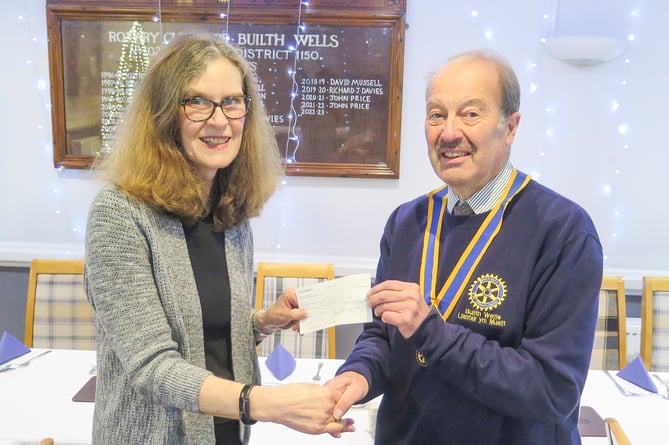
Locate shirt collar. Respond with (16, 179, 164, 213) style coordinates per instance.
(446, 161, 513, 215)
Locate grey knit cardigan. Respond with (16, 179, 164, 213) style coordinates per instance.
(84, 185, 260, 444)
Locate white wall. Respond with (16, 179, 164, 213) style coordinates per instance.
(1, 0, 667, 292)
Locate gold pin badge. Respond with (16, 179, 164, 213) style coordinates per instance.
(416, 351, 428, 367)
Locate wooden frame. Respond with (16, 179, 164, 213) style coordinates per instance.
(604, 417, 632, 445)
(46, 0, 406, 178)
(255, 261, 336, 359)
(24, 259, 85, 347)
(640, 276, 669, 370)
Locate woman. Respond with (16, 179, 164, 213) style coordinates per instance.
(84, 31, 353, 444)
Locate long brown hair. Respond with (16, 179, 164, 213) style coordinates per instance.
(98, 30, 283, 229)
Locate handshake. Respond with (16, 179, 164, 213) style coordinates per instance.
(249, 286, 372, 436)
(248, 369, 370, 437)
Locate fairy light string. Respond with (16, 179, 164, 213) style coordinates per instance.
(223, 1, 232, 39)
(284, 1, 308, 163)
(100, 21, 150, 155)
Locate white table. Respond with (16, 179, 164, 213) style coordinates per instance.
(1, 349, 667, 445)
(252, 357, 376, 445)
(0, 350, 374, 445)
(0, 349, 96, 445)
(580, 369, 669, 444)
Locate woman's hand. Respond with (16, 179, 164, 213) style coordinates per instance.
(251, 383, 355, 435)
(256, 288, 307, 332)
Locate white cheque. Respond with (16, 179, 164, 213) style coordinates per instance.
(296, 273, 373, 334)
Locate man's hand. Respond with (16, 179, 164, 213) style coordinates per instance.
(368, 280, 431, 338)
(324, 370, 369, 437)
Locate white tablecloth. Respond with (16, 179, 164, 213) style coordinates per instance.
(251, 357, 376, 445)
(0, 350, 374, 445)
(580, 369, 669, 444)
(1, 349, 667, 445)
(0, 349, 96, 445)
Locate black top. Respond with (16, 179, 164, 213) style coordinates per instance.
(184, 215, 241, 443)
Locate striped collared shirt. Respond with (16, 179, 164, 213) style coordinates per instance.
(446, 162, 514, 215)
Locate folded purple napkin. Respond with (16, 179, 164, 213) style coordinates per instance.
(265, 344, 296, 380)
(0, 331, 30, 365)
(616, 356, 658, 393)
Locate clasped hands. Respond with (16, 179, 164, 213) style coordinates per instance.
(325, 280, 431, 435)
(254, 288, 354, 435)
(252, 382, 356, 436)
(259, 280, 429, 436)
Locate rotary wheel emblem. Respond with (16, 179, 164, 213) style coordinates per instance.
(468, 274, 507, 311)
(416, 351, 428, 367)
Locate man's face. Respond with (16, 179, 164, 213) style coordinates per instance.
(424, 57, 520, 199)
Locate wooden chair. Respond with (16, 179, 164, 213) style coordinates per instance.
(590, 276, 627, 370)
(604, 417, 631, 445)
(24, 259, 95, 350)
(640, 276, 669, 371)
(254, 262, 336, 359)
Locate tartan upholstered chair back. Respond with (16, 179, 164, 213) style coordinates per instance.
(640, 276, 669, 371)
(590, 276, 627, 370)
(24, 259, 95, 350)
(254, 262, 336, 359)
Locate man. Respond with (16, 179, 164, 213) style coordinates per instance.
(326, 50, 603, 444)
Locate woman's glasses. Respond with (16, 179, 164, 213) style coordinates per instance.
(180, 95, 251, 122)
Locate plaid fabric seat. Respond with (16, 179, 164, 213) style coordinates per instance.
(650, 291, 669, 371)
(590, 276, 626, 370)
(641, 277, 669, 371)
(254, 262, 336, 359)
(25, 259, 95, 350)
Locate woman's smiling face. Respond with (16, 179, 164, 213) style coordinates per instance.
(179, 56, 246, 189)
